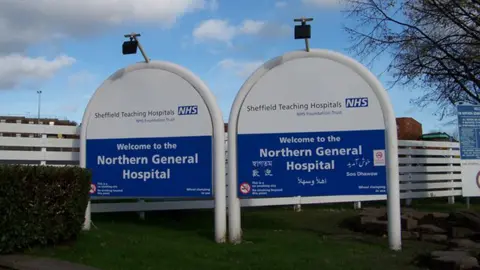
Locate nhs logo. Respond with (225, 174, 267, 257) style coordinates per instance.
(178, 105, 198, 115)
(345, 97, 368, 108)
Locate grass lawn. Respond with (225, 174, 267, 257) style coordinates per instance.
(25, 200, 462, 270)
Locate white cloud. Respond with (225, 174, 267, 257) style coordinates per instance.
(275, 1, 287, 8)
(0, 55, 75, 90)
(218, 59, 263, 78)
(239, 20, 266, 35)
(193, 19, 291, 43)
(193, 19, 237, 43)
(0, 0, 212, 54)
(302, 0, 341, 7)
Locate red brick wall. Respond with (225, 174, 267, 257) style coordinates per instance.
(396, 117, 422, 140)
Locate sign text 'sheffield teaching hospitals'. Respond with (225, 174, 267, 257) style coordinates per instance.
(245, 98, 369, 113)
(93, 106, 199, 119)
(94, 110, 175, 119)
(245, 101, 342, 112)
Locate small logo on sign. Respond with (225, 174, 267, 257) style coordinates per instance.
(373, 150, 386, 166)
(89, 183, 96, 194)
(178, 105, 198, 115)
(239, 182, 251, 195)
(345, 97, 369, 108)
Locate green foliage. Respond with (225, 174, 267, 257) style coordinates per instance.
(0, 165, 91, 254)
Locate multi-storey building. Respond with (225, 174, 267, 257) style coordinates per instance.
(0, 116, 79, 165)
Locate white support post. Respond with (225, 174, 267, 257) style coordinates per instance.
(227, 125, 242, 243)
(138, 199, 145, 220)
(386, 122, 402, 251)
(294, 196, 302, 212)
(80, 118, 91, 231)
(83, 201, 91, 230)
(212, 104, 227, 244)
(353, 201, 362, 210)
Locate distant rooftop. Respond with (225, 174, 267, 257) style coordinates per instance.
(420, 132, 458, 142)
(0, 115, 78, 126)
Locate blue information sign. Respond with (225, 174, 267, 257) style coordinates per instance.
(86, 136, 212, 198)
(457, 105, 480, 160)
(237, 130, 387, 198)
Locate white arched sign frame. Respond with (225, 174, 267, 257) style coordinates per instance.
(227, 50, 401, 250)
(80, 61, 227, 243)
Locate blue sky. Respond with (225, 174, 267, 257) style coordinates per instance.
(0, 0, 456, 134)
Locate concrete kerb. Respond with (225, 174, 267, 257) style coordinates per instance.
(0, 255, 100, 270)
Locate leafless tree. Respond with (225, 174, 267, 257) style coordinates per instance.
(343, 0, 480, 119)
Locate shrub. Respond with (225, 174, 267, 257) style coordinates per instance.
(0, 165, 91, 254)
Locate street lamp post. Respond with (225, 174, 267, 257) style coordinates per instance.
(37, 90, 42, 123)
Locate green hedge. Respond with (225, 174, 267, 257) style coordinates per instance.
(0, 165, 91, 254)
